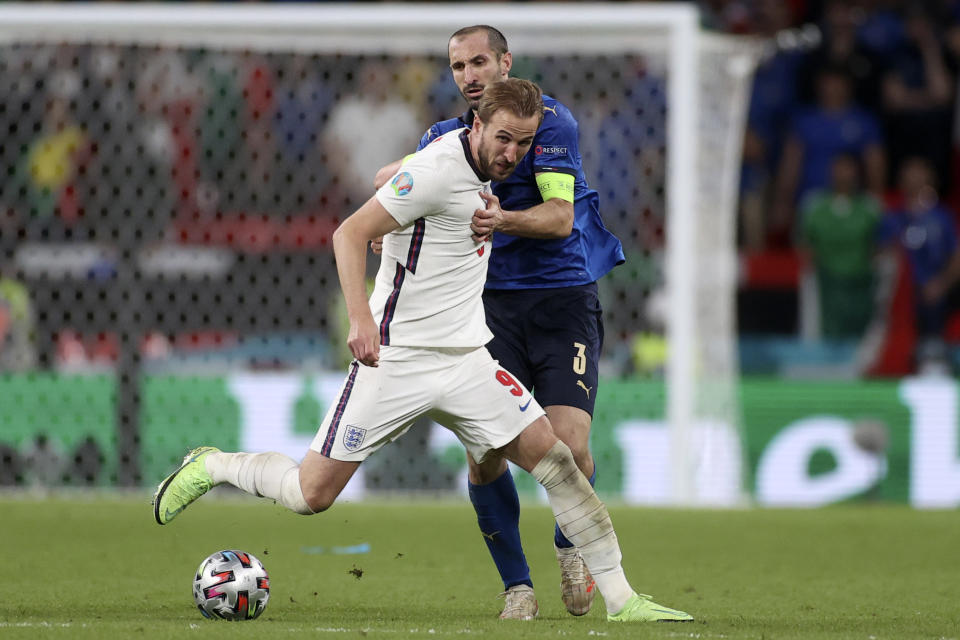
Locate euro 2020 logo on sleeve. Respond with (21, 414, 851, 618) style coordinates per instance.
(391, 172, 414, 196)
(343, 425, 367, 452)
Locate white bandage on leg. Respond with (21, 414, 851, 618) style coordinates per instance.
(531, 441, 633, 613)
(278, 463, 314, 515)
(206, 452, 314, 515)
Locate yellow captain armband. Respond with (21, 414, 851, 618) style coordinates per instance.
(400, 153, 417, 166)
(535, 171, 574, 203)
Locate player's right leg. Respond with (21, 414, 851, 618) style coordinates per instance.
(153, 447, 358, 525)
(153, 446, 221, 525)
(153, 361, 366, 525)
(155, 352, 428, 525)
(298, 450, 360, 512)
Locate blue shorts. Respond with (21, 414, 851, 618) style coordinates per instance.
(482, 283, 603, 416)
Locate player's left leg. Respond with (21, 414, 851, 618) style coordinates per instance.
(543, 404, 596, 615)
(500, 417, 693, 622)
(441, 347, 690, 622)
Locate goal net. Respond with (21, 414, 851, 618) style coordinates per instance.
(0, 3, 758, 505)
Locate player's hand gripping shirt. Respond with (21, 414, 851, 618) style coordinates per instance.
(418, 95, 625, 289)
(370, 128, 494, 348)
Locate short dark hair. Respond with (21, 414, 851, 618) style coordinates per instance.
(477, 78, 543, 128)
(449, 25, 509, 58)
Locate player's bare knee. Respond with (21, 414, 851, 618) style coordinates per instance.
(301, 486, 336, 513)
(467, 453, 508, 485)
(545, 406, 591, 445)
(569, 446, 594, 477)
(549, 421, 593, 476)
(297, 473, 337, 513)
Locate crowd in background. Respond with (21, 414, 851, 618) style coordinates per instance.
(0, 38, 666, 376)
(2, 0, 960, 379)
(711, 0, 960, 374)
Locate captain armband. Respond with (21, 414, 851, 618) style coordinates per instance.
(535, 171, 574, 203)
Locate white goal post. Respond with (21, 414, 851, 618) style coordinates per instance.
(0, 3, 759, 505)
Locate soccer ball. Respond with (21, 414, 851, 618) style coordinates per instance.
(192, 550, 270, 621)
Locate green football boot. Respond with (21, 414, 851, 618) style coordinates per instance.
(152, 446, 220, 525)
(607, 593, 694, 622)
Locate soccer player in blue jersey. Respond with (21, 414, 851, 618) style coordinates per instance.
(375, 25, 625, 620)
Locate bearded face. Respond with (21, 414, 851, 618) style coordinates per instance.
(473, 110, 540, 182)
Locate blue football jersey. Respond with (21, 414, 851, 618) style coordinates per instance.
(417, 95, 624, 289)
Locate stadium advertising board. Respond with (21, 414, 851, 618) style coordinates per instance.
(0, 374, 115, 486)
(2, 373, 959, 508)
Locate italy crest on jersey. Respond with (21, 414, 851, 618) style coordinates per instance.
(390, 171, 414, 196)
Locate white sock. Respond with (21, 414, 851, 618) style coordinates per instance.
(532, 441, 634, 613)
(206, 452, 314, 515)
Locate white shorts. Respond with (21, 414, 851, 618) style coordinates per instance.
(310, 345, 545, 464)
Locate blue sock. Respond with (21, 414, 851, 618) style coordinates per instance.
(468, 468, 532, 590)
(554, 465, 597, 549)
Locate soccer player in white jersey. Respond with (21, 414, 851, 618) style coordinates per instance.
(152, 78, 692, 624)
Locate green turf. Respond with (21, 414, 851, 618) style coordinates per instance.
(1, 493, 958, 639)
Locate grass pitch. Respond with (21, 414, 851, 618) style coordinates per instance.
(1, 494, 958, 639)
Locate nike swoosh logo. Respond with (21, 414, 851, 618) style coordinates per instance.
(163, 506, 184, 521)
(519, 398, 532, 412)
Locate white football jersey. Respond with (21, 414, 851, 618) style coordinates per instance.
(370, 128, 493, 348)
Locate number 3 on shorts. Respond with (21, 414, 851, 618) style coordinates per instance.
(495, 369, 523, 397)
(573, 342, 587, 375)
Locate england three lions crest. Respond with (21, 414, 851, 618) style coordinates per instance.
(343, 425, 367, 452)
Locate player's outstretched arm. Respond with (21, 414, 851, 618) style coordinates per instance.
(471, 191, 573, 242)
(332, 197, 401, 367)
